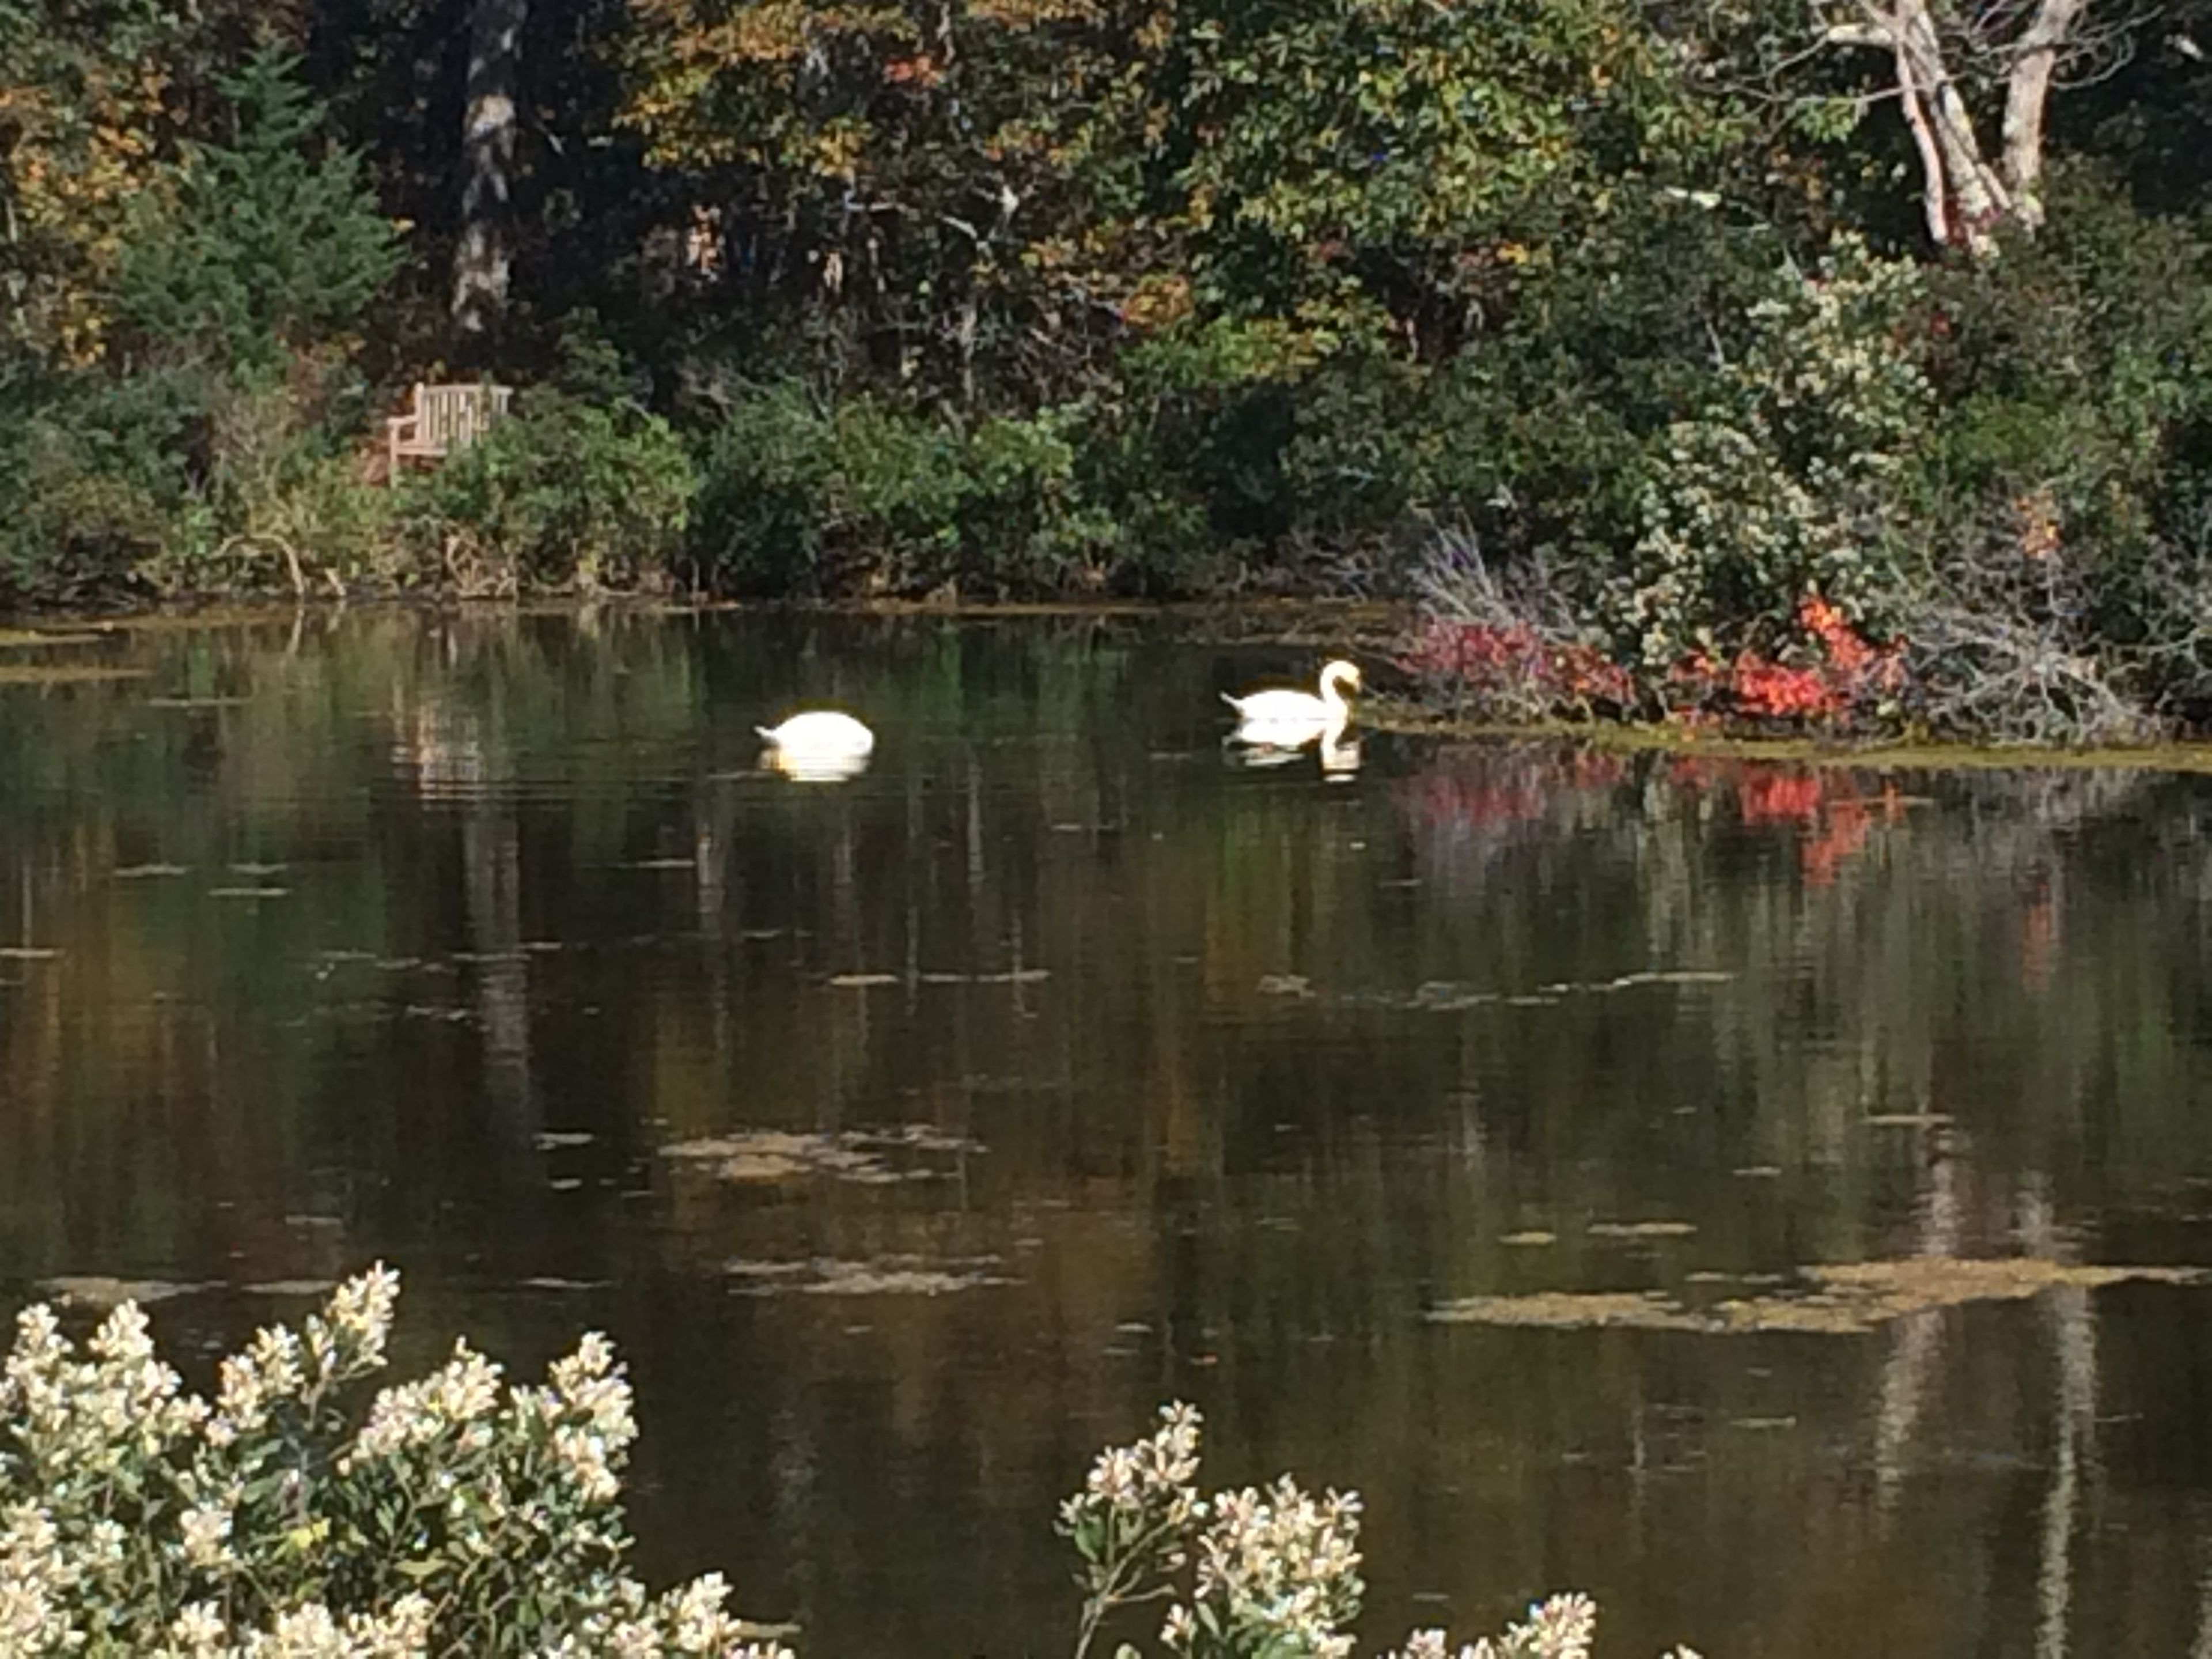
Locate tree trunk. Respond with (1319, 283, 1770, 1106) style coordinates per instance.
(1827, 0, 2097, 256)
(2000, 0, 2091, 228)
(452, 0, 527, 354)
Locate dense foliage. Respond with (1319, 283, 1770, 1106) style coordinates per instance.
(0, 1268, 793, 1654)
(2, 0, 2209, 736)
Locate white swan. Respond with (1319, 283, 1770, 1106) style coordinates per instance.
(1224, 659, 1361, 743)
(757, 710, 875, 782)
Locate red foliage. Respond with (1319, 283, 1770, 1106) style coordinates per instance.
(1672, 759, 1907, 885)
(1737, 771, 1827, 824)
(1395, 750, 1628, 832)
(1408, 593, 1908, 734)
(1666, 594, 1908, 730)
(1401, 620, 1633, 716)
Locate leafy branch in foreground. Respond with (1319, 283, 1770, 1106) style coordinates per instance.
(1060, 1403, 1702, 1659)
(1, 1277, 1695, 1657)
(0, 1267, 789, 1657)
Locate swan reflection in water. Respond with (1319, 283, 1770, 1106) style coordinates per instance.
(1224, 728, 1361, 780)
(762, 745, 873, 784)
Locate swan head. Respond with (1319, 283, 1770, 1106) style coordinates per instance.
(1320, 659, 1362, 696)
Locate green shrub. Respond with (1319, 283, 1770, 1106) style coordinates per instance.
(1619, 238, 1929, 667)
(0, 1269, 788, 1656)
(113, 47, 400, 376)
(691, 387, 1150, 597)
(0, 373, 194, 607)
(2, 47, 403, 607)
(404, 390, 698, 593)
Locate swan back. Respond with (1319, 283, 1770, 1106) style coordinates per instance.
(757, 710, 876, 757)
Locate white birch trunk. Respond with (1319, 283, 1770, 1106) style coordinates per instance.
(1827, 0, 2095, 254)
(2000, 0, 2091, 227)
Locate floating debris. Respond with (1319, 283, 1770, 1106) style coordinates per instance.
(38, 1276, 216, 1309)
(1429, 1256, 2210, 1335)
(661, 1125, 978, 1184)
(1312, 968, 1734, 1014)
(521, 1276, 608, 1292)
(242, 1279, 339, 1297)
(1499, 1230, 1558, 1248)
(1429, 1291, 1709, 1332)
(1257, 975, 1314, 998)
(534, 1131, 598, 1150)
(0, 664, 148, 685)
(1537, 970, 1736, 995)
(0, 946, 58, 961)
(0, 629, 110, 650)
(1588, 1220, 1699, 1240)
(1863, 1113, 1954, 1128)
(724, 1254, 1012, 1297)
(1733, 1165, 1783, 1179)
(209, 887, 290, 900)
(113, 863, 189, 880)
(827, 968, 1050, 988)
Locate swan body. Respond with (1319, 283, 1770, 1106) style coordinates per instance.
(1224, 659, 1361, 743)
(757, 710, 876, 782)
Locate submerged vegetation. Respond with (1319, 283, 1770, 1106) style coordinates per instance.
(0, 1272, 1690, 1656)
(1, 0, 2209, 740)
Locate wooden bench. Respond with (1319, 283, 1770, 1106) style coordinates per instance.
(386, 381, 514, 484)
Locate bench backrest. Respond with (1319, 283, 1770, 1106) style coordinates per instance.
(414, 382, 513, 449)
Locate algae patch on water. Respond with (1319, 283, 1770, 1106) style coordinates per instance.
(1428, 1256, 2209, 1335)
(724, 1255, 1011, 1296)
(661, 1124, 978, 1184)
(37, 1276, 218, 1308)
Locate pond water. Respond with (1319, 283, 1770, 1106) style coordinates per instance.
(7, 608, 2212, 1658)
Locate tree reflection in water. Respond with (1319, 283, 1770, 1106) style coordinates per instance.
(3, 615, 2212, 1657)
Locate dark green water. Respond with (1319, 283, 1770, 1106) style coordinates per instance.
(7, 608, 2212, 1658)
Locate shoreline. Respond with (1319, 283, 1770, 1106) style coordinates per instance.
(10, 594, 2212, 772)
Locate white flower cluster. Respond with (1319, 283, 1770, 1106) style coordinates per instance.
(1169, 1475, 1364, 1659)
(1387, 1597, 1702, 1659)
(1076, 1400, 1204, 1521)
(519, 1328, 638, 1505)
(340, 1339, 504, 1467)
(1063, 1408, 1699, 1659)
(1, 1266, 785, 1657)
(157, 1593, 434, 1658)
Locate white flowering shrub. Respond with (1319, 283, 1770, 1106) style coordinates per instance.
(1060, 1404, 1700, 1659)
(1624, 238, 1930, 667)
(0, 1267, 791, 1658)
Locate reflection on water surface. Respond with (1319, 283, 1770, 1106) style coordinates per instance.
(7, 609, 2212, 1658)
